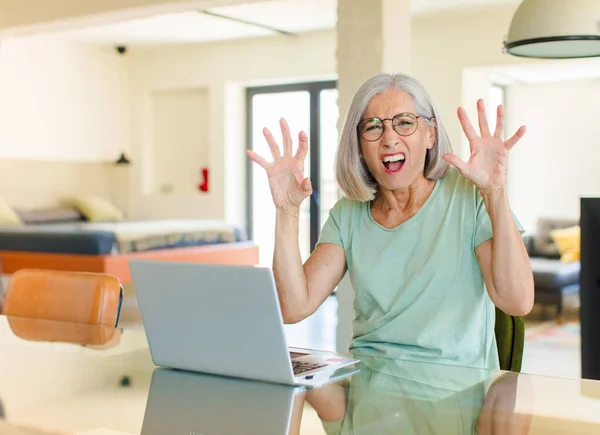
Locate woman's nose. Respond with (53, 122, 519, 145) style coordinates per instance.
(381, 123, 400, 148)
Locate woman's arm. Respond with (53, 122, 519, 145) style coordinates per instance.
(475, 372, 533, 435)
(306, 381, 349, 422)
(475, 187, 534, 316)
(247, 118, 347, 324)
(442, 100, 533, 316)
(274, 207, 346, 323)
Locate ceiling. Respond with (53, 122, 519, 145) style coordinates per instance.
(34, 0, 522, 46)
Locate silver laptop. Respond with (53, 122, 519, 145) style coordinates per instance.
(141, 368, 299, 435)
(129, 260, 359, 386)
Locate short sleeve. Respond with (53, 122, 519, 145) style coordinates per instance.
(316, 199, 344, 248)
(474, 193, 525, 249)
(320, 417, 345, 435)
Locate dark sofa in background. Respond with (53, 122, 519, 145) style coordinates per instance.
(525, 218, 580, 321)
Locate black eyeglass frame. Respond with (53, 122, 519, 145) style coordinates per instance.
(357, 112, 434, 141)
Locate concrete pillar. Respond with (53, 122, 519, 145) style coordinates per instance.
(335, 0, 411, 352)
(336, 0, 411, 122)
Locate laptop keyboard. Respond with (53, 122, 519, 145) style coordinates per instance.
(292, 360, 327, 375)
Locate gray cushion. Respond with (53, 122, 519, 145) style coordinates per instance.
(533, 218, 579, 258)
(530, 257, 580, 290)
(15, 207, 84, 225)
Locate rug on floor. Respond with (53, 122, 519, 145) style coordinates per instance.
(525, 321, 580, 346)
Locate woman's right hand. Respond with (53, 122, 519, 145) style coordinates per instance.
(246, 118, 312, 211)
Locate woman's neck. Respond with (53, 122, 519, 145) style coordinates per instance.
(373, 175, 436, 216)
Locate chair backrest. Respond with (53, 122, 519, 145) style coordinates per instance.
(495, 307, 525, 372)
(6, 317, 121, 347)
(1, 269, 122, 327)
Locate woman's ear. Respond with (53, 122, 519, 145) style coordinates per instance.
(427, 125, 437, 149)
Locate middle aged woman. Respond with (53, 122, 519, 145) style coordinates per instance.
(247, 73, 534, 370)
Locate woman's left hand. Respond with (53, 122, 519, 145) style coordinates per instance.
(442, 99, 526, 195)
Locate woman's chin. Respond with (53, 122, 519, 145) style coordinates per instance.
(374, 169, 428, 192)
(375, 170, 412, 189)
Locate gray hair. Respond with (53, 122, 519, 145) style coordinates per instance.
(335, 73, 452, 202)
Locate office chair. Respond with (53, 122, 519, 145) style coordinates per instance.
(495, 307, 525, 372)
(1, 269, 122, 327)
(2, 269, 130, 387)
(6, 316, 121, 347)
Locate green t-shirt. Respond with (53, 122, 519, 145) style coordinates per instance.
(317, 167, 524, 370)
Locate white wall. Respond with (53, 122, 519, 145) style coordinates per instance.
(128, 29, 337, 223)
(0, 37, 131, 162)
(505, 79, 600, 233)
(0, 160, 115, 209)
(150, 87, 210, 195)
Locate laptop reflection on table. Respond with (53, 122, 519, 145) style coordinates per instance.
(141, 368, 301, 435)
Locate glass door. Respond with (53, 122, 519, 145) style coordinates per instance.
(248, 90, 311, 266)
(247, 81, 337, 267)
(319, 87, 340, 234)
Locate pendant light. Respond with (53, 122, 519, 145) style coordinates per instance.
(504, 0, 600, 59)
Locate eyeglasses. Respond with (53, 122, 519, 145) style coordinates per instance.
(357, 112, 432, 142)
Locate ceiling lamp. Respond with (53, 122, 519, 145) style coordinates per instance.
(504, 0, 600, 59)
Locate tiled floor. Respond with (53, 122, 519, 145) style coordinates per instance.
(522, 339, 580, 379)
(523, 303, 581, 379)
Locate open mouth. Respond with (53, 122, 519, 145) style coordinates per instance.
(382, 153, 405, 173)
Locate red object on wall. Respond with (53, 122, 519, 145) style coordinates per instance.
(199, 168, 209, 192)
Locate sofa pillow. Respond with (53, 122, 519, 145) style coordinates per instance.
(550, 225, 580, 263)
(0, 198, 22, 226)
(534, 218, 579, 258)
(16, 207, 84, 224)
(68, 196, 123, 222)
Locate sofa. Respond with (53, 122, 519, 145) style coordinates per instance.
(525, 218, 580, 321)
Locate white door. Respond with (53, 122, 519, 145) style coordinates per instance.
(137, 88, 212, 219)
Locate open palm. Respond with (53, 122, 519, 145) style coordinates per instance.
(246, 118, 312, 210)
(442, 99, 526, 194)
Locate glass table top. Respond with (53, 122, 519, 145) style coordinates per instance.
(0, 315, 599, 435)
